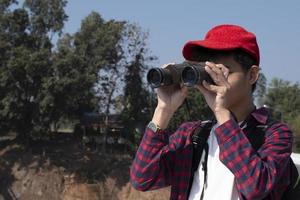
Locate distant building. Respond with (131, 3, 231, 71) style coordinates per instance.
(81, 112, 124, 134)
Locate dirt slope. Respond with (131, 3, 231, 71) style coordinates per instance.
(0, 135, 170, 200)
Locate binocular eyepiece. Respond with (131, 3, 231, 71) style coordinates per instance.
(147, 62, 214, 88)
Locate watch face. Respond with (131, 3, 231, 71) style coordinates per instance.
(148, 122, 158, 132)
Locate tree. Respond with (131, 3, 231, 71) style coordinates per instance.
(23, 0, 68, 39)
(121, 24, 156, 145)
(264, 78, 300, 144)
(0, 0, 68, 139)
(50, 36, 96, 127)
(72, 12, 129, 152)
(265, 78, 300, 122)
(290, 114, 300, 137)
(54, 12, 125, 121)
(0, 2, 132, 142)
(54, 15, 156, 152)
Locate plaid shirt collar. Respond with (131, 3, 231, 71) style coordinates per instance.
(250, 106, 269, 124)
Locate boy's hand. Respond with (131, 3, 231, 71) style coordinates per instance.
(155, 63, 188, 114)
(151, 63, 188, 129)
(196, 61, 232, 123)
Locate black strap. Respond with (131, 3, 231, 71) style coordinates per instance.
(191, 120, 213, 172)
(187, 120, 214, 197)
(184, 99, 191, 120)
(282, 159, 300, 199)
(200, 143, 209, 200)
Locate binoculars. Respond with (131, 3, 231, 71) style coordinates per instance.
(147, 61, 214, 88)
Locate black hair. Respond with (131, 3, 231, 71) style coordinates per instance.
(190, 47, 258, 92)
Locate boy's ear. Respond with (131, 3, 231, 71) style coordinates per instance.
(248, 65, 260, 84)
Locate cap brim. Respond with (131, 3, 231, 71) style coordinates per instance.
(182, 40, 240, 61)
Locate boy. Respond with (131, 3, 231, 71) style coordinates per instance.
(130, 24, 293, 200)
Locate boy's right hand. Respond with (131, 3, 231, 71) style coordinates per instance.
(156, 83, 188, 114)
(156, 63, 188, 114)
(151, 63, 188, 130)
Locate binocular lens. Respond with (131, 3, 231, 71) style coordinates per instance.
(147, 68, 162, 88)
(182, 66, 198, 87)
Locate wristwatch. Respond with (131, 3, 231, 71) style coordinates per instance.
(147, 121, 163, 133)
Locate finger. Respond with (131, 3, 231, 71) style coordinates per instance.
(205, 62, 229, 86)
(206, 62, 229, 77)
(195, 84, 206, 93)
(219, 65, 229, 78)
(202, 80, 219, 93)
(206, 62, 223, 75)
(204, 65, 220, 84)
(216, 64, 229, 78)
(181, 86, 188, 97)
(195, 83, 210, 96)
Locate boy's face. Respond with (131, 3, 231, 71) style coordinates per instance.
(207, 54, 258, 109)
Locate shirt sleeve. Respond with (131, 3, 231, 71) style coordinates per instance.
(130, 121, 200, 191)
(214, 119, 293, 199)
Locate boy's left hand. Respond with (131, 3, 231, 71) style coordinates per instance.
(196, 61, 232, 123)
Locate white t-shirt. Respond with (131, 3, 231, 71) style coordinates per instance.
(188, 124, 240, 200)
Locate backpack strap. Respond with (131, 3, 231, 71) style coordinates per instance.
(243, 116, 277, 151)
(191, 120, 213, 172)
(199, 143, 209, 200)
(187, 120, 214, 198)
(282, 155, 300, 199)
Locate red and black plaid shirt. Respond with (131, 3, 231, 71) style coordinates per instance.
(130, 107, 293, 200)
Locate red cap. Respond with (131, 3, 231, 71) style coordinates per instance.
(182, 24, 260, 65)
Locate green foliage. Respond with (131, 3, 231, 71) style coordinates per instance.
(0, 0, 17, 13)
(290, 114, 300, 137)
(55, 12, 126, 120)
(0, 0, 67, 138)
(74, 12, 125, 70)
(51, 43, 97, 119)
(290, 114, 300, 153)
(121, 25, 156, 144)
(265, 78, 300, 123)
(24, 0, 68, 36)
(0, 1, 132, 141)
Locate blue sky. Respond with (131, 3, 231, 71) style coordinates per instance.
(64, 1, 300, 84)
